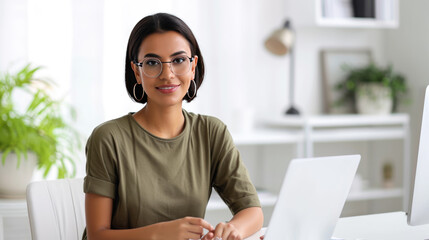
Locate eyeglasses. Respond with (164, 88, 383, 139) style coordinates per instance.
(133, 55, 194, 78)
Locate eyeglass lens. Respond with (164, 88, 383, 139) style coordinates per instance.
(141, 55, 191, 78)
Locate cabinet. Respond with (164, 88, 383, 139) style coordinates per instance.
(261, 113, 410, 211)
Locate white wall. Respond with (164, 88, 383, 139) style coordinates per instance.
(0, 0, 28, 70)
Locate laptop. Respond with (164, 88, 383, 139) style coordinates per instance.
(263, 155, 360, 240)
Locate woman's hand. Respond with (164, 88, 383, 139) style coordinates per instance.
(155, 217, 214, 240)
(206, 222, 242, 240)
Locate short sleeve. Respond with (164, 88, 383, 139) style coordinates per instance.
(83, 123, 118, 199)
(210, 118, 261, 214)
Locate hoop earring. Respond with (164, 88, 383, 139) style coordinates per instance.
(133, 83, 145, 101)
(187, 80, 197, 99)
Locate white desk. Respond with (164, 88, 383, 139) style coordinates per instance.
(245, 212, 429, 240)
(333, 212, 429, 240)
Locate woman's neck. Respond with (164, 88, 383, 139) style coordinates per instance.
(134, 103, 185, 139)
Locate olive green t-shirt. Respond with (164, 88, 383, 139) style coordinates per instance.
(82, 110, 260, 239)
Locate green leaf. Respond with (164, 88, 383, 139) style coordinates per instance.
(1, 148, 12, 165)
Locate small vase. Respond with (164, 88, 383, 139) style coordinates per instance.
(0, 152, 37, 198)
(356, 83, 393, 115)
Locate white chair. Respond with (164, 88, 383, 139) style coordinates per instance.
(26, 178, 85, 240)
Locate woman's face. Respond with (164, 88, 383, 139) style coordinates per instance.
(132, 31, 198, 108)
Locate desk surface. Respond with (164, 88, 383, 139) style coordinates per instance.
(245, 212, 429, 240)
(333, 211, 429, 240)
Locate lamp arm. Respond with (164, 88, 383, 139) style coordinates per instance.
(289, 47, 295, 106)
(285, 45, 299, 115)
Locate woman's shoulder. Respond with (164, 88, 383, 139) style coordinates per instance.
(185, 110, 226, 129)
(89, 114, 131, 141)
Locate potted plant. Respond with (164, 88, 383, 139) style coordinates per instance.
(335, 63, 408, 114)
(0, 64, 80, 198)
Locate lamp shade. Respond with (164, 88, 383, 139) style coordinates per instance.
(264, 22, 294, 56)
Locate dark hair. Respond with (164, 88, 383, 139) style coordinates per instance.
(125, 13, 205, 103)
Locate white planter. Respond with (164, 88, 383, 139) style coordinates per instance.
(0, 152, 37, 198)
(356, 83, 393, 115)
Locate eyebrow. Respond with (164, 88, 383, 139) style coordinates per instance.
(143, 51, 188, 58)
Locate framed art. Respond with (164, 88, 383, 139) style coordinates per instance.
(320, 48, 373, 114)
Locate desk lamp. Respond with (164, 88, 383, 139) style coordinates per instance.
(265, 19, 299, 115)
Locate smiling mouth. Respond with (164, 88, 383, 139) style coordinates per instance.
(157, 86, 177, 90)
(156, 85, 180, 93)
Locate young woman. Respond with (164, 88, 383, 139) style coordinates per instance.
(83, 13, 263, 240)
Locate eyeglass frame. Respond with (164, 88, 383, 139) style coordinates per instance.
(133, 56, 195, 78)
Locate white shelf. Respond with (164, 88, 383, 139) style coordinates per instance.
(0, 199, 31, 240)
(0, 199, 27, 216)
(231, 129, 303, 146)
(315, 0, 399, 29)
(263, 114, 409, 128)
(312, 127, 406, 142)
(317, 18, 398, 29)
(258, 113, 410, 209)
(261, 114, 409, 142)
(206, 190, 277, 211)
(347, 188, 402, 201)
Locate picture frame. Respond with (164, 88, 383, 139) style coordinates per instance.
(320, 48, 373, 114)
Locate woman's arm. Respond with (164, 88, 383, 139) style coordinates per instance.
(208, 207, 264, 240)
(85, 193, 214, 240)
(228, 207, 264, 237)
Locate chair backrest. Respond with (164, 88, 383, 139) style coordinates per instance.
(26, 178, 85, 240)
